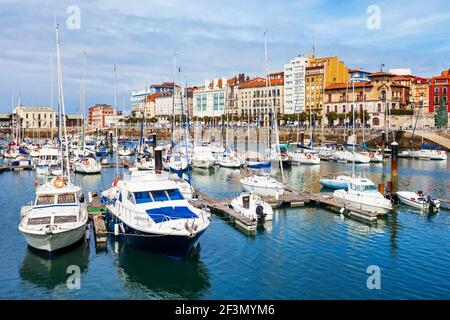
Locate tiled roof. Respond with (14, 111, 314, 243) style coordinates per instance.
(368, 72, 396, 77)
(325, 82, 372, 90)
(238, 77, 284, 89)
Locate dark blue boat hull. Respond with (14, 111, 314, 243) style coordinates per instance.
(105, 212, 205, 259)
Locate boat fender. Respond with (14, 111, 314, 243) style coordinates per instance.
(113, 176, 119, 186)
(114, 223, 119, 236)
(307, 153, 312, 160)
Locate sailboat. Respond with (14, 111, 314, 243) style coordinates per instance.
(73, 50, 101, 174)
(239, 31, 285, 197)
(216, 84, 243, 169)
(19, 24, 88, 252)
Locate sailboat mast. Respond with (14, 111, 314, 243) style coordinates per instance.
(352, 80, 355, 178)
(50, 54, 54, 142)
(113, 64, 119, 176)
(55, 24, 71, 183)
(81, 50, 86, 151)
(171, 54, 176, 149)
(362, 83, 365, 143)
(264, 31, 284, 183)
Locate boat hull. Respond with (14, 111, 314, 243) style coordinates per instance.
(106, 214, 205, 259)
(332, 193, 391, 215)
(19, 223, 86, 253)
(241, 182, 284, 197)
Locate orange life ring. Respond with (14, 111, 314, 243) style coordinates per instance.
(306, 153, 312, 160)
(113, 176, 119, 186)
(53, 177, 65, 189)
(83, 158, 89, 166)
(437, 150, 441, 155)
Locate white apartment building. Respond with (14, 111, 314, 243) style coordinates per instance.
(284, 56, 308, 114)
(155, 90, 183, 119)
(193, 78, 227, 118)
(14, 106, 56, 129)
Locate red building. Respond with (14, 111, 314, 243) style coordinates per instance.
(429, 68, 450, 112)
(88, 104, 115, 128)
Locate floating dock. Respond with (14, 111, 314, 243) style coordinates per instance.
(192, 192, 258, 234)
(87, 192, 108, 249)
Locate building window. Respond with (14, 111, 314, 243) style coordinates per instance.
(434, 88, 439, 94)
(377, 103, 382, 112)
(444, 88, 448, 95)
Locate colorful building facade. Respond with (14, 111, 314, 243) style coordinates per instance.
(429, 68, 450, 113)
(306, 56, 349, 114)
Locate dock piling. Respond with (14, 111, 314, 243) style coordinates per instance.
(391, 141, 399, 196)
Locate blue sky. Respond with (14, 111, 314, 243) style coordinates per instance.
(1, 0, 450, 114)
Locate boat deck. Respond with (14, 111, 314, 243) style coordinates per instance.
(87, 192, 108, 250)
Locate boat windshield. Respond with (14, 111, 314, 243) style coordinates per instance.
(57, 193, 76, 204)
(350, 183, 378, 192)
(167, 189, 184, 200)
(36, 195, 55, 205)
(133, 189, 184, 203)
(134, 191, 153, 204)
(151, 190, 169, 202)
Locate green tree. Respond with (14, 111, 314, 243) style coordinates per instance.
(326, 111, 338, 127)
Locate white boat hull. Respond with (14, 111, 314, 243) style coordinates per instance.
(333, 191, 391, 215)
(192, 159, 214, 169)
(19, 223, 86, 252)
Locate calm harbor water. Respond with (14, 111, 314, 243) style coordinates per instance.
(0, 154, 449, 299)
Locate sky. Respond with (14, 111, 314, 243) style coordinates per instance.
(1, 0, 450, 114)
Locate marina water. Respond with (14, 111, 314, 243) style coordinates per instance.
(0, 153, 449, 299)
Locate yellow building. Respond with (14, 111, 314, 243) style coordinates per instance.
(305, 56, 349, 114)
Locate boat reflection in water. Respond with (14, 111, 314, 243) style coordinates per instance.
(114, 242, 210, 299)
(19, 240, 89, 290)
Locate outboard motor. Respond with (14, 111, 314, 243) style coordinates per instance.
(256, 205, 265, 222)
(427, 194, 438, 213)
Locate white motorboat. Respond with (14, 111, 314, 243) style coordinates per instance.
(163, 153, 189, 172)
(19, 176, 88, 252)
(101, 168, 211, 259)
(410, 148, 447, 160)
(240, 173, 285, 197)
(333, 177, 392, 215)
(73, 156, 102, 174)
(118, 145, 135, 157)
(332, 149, 370, 163)
(191, 143, 215, 169)
(216, 153, 242, 168)
(229, 192, 273, 222)
(135, 157, 155, 171)
(315, 145, 334, 161)
(289, 150, 320, 165)
(396, 191, 440, 212)
(409, 149, 432, 160)
(35, 147, 60, 176)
